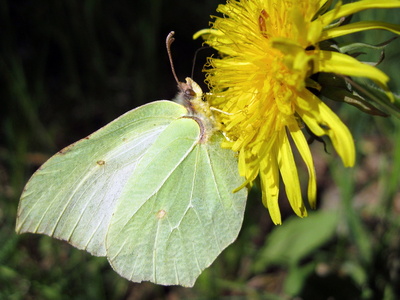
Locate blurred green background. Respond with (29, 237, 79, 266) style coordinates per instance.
(1, 1, 400, 299)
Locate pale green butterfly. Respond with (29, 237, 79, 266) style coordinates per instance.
(16, 32, 247, 287)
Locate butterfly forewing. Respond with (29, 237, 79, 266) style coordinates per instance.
(16, 101, 188, 256)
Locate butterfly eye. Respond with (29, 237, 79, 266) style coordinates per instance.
(185, 88, 196, 98)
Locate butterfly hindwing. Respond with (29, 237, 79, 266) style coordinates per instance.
(106, 130, 247, 287)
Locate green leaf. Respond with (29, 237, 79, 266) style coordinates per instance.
(284, 262, 316, 296)
(350, 77, 400, 118)
(315, 72, 394, 117)
(254, 211, 338, 271)
(321, 86, 389, 116)
(339, 37, 398, 55)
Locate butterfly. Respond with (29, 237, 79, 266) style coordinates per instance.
(16, 32, 247, 287)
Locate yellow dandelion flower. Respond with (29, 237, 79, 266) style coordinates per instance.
(195, 0, 400, 224)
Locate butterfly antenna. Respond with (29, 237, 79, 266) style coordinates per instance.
(191, 46, 209, 79)
(166, 31, 180, 85)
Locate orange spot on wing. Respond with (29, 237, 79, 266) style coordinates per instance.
(96, 160, 106, 166)
(156, 209, 167, 219)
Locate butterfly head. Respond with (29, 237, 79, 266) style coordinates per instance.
(175, 77, 203, 109)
